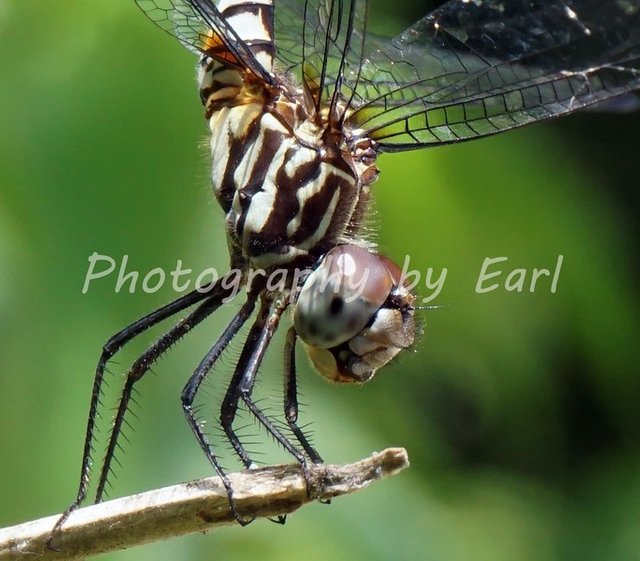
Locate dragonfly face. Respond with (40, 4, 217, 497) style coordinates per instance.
(294, 244, 416, 383)
(49, 0, 640, 539)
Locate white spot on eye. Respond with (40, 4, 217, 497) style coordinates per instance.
(294, 246, 391, 349)
(336, 253, 357, 277)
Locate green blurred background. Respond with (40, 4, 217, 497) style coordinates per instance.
(1, 1, 639, 560)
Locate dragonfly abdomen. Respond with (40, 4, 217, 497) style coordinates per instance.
(197, 0, 275, 113)
(218, 0, 275, 71)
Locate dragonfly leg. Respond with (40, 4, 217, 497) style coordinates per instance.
(95, 283, 240, 503)
(47, 283, 226, 550)
(220, 298, 307, 465)
(284, 327, 323, 463)
(218, 299, 311, 524)
(181, 293, 258, 525)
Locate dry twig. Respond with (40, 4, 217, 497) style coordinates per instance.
(0, 448, 409, 561)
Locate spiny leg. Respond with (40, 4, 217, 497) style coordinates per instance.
(48, 284, 222, 547)
(94, 281, 239, 503)
(220, 299, 307, 468)
(181, 292, 259, 525)
(284, 327, 323, 463)
(218, 298, 311, 525)
(218, 301, 270, 468)
(284, 329, 329, 508)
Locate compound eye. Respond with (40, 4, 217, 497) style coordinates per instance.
(294, 245, 396, 349)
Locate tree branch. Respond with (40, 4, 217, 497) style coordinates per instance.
(0, 448, 409, 561)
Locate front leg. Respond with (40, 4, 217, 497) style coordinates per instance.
(220, 299, 307, 467)
(284, 326, 323, 463)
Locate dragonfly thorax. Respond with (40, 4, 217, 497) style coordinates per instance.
(202, 65, 377, 273)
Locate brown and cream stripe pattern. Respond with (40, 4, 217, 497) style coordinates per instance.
(199, 0, 375, 272)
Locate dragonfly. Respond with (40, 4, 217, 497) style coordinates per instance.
(50, 0, 640, 539)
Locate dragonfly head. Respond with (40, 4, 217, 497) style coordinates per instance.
(294, 245, 416, 383)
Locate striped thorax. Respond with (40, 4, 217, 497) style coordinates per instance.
(202, 78, 372, 273)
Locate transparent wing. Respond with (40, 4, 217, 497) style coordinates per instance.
(274, 0, 371, 118)
(134, 0, 273, 82)
(271, 0, 307, 73)
(346, 0, 640, 151)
